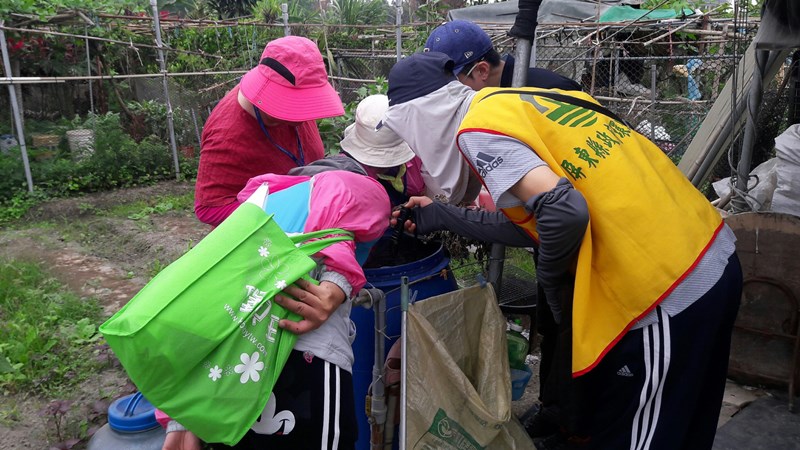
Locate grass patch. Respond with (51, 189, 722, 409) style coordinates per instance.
(450, 244, 537, 288)
(0, 259, 105, 396)
(506, 247, 537, 275)
(102, 192, 194, 220)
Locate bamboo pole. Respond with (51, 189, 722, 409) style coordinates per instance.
(95, 12, 441, 29)
(84, 26, 94, 116)
(0, 24, 223, 60)
(0, 70, 248, 84)
(643, 3, 728, 46)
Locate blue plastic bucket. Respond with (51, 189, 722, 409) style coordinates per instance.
(510, 365, 533, 401)
(351, 236, 458, 450)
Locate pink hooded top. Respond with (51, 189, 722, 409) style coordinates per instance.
(157, 170, 390, 430)
(236, 170, 390, 293)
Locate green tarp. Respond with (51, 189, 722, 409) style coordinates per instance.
(599, 5, 694, 23)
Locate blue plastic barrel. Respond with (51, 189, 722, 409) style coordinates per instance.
(351, 237, 458, 450)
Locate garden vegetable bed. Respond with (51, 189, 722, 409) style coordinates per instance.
(0, 181, 208, 449)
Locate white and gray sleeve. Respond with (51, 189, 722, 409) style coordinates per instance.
(457, 132, 548, 209)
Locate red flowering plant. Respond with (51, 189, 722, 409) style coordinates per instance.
(5, 35, 28, 57)
(5, 35, 50, 61)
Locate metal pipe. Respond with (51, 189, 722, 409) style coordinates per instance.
(395, 2, 402, 62)
(0, 21, 34, 193)
(487, 244, 506, 299)
(191, 108, 201, 149)
(494, 1, 536, 309)
(282, 3, 290, 37)
(150, 0, 181, 180)
(399, 276, 409, 450)
(731, 48, 768, 212)
(384, 391, 397, 448)
(512, 39, 532, 88)
(370, 288, 387, 449)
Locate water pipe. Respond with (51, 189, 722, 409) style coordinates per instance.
(399, 276, 409, 450)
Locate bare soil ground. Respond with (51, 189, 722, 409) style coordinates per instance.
(0, 181, 209, 449)
(0, 180, 544, 449)
(0, 181, 760, 449)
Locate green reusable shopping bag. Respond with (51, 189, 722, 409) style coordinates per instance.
(100, 199, 353, 445)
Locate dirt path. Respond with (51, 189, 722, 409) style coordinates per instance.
(0, 181, 209, 449)
(0, 181, 761, 448)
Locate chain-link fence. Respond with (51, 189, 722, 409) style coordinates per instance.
(1, 12, 796, 196)
(478, 21, 778, 163)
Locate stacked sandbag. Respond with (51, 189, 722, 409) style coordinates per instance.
(771, 124, 800, 216)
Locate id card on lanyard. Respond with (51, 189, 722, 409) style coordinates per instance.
(255, 109, 305, 167)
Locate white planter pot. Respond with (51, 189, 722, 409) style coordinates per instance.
(66, 129, 94, 160)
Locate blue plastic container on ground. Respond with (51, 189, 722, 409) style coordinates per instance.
(351, 237, 458, 450)
(510, 365, 533, 401)
(87, 392, 166, 450)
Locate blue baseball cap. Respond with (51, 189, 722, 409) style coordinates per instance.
(424, 20, 493, 76)
(387, 52, 457, 106)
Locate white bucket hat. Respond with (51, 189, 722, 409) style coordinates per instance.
(340, 94, 415, 168)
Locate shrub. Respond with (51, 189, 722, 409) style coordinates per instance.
(318, 77, 387, 155)
(125, 100, 195, 148)
(0, 112, 197, 216)
(0, 149, 29, 203)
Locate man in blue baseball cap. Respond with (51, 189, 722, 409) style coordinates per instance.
(424, 20, 581, 91)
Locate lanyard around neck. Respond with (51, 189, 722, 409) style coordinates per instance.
(254, 108, 305, 167)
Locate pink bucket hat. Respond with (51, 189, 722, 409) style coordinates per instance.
(240, 36, 344, 122)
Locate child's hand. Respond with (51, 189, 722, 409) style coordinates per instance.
(275, 280, 346, 335)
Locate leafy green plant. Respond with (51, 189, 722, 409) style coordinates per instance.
(148, 259, 169, 278)
(207, 0, 258, 19)
(127, 200, 175, 220)
(0, 260, 105, 395)
(125, 100, 195, 147)
(327, 0, 391, 26)
(0, 189, 50, 225)
(318, 77, 388, 154)
(0, 0, 143, 20)
(103, 192, 194, 219)
(252, 0, 321, 23)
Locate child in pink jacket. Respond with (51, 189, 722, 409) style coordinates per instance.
(160, 170, 390, 450)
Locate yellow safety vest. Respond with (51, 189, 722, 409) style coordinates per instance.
(458, 88, 723, 376)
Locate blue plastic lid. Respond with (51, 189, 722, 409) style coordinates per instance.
(107, 392, 159, 433)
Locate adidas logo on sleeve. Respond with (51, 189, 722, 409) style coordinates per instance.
(475, 151, 504, 177)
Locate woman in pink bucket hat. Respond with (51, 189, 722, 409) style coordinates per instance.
(194, 36, 344, 227)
